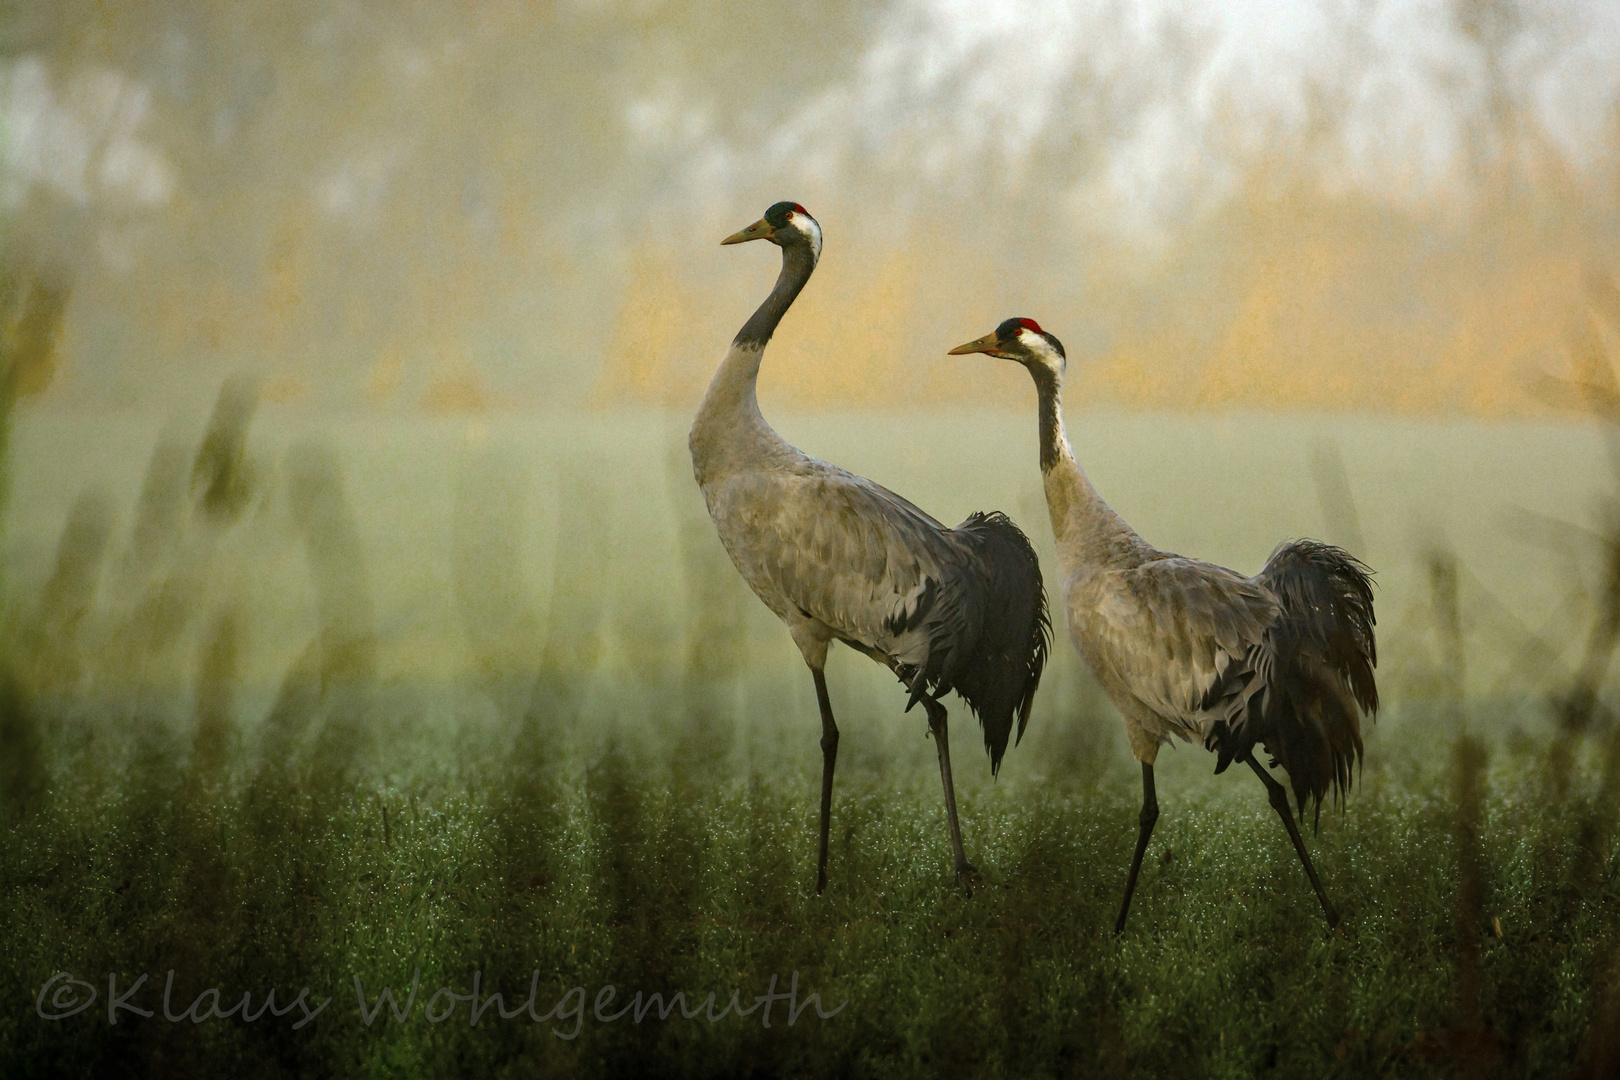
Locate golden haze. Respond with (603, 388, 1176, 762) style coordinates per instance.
(597, 184, 1609, 417)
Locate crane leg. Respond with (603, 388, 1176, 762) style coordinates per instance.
(922, 697, 976, 896)
(812, 668, 840, 895)
(1246, 753, 1340, 929)
(1114, 762, 1159, 934)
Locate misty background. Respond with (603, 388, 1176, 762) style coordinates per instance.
(3, 0, 1620, 729)
(3, 0, 1618, 412)
(7, 11, 1620, 1072)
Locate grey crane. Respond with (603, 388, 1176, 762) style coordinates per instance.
(950, 318, 1377, 931)
(691, 205, 1050, 895)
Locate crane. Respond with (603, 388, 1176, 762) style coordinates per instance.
(949, 318, 1377, 931)
(691, 205, 1051, 895)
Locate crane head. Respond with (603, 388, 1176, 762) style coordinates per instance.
(722, 202, 822, 260)
(948, 318, 1066, 376)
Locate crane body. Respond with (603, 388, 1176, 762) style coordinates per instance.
(693, 206, 1049, 894)
(950, 318, 1377, 930)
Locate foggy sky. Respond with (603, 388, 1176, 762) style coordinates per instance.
(2, 0, 1618, 413)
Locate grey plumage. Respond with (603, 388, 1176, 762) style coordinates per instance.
(950, 316, 1377, 930)
(692, 205, 1049, 894)
(699, 459, 1046, 770)
(1070, 540, 1376, 822)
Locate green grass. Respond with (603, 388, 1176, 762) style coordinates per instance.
(2, 691, 1617, 1078)
(3, 403, 1620, 1076)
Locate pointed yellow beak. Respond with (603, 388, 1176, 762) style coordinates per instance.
(948, 332, 1005, 357)
(721, 217, 775, 245)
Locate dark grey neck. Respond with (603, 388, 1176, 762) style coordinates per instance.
(1030, 364, 1065, 472)
(733, 242, 816, 349)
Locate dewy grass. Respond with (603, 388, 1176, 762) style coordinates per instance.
(2, 398, 1619, 1076)
(1, 706, 1617, 1079)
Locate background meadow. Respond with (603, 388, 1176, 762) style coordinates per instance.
(2, 395, 1619, 1078)
(4, 1, 1620, 1076)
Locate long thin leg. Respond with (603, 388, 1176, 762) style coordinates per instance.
(812, 668, 839, 895)
(1114, 762, 1159, 934)
(922, 698, 975, 896)
(1246, 753, 1340, 928)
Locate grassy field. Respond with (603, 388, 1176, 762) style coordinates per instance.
(2, 401, 1620, 1077)
(3, 690, 1618, 1077)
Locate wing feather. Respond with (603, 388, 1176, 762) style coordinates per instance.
(1073, 556, 1278, 730)
(710, 461, 968, 660)
(707, 458, 1048, 771)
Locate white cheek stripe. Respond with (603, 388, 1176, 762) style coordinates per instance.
(1020, 329, 1063, 372)
(792, 214, 823, 260)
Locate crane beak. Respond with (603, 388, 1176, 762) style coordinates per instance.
(721, 218, 775, 245)
(947, 332, 1007, 358)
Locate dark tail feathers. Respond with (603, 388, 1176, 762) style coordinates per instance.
(1206, 539, 1377, 825)
(941, 511, 1051, 775)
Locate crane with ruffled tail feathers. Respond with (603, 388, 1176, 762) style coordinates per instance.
(691, 205, 1050, 896)
(949, 317, 1377, 931)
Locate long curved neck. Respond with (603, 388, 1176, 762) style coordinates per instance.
(690, 242, 816, 483)
(1031, 364, 1069, 473)
(1030, 365, 1145, 569)
(735, 241, 815, 349)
